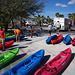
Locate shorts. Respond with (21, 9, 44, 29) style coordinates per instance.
(0, 38, 5, 47)
(49, 30, 51, 34)
(57, 27, 60, 30)
(14, 29, 21, 35)
(68, 29, 71, 31)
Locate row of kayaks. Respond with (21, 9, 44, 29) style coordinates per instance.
(46, 34, 75, 46)
(0, 33, 25, 49)
(1, 48, 71, 75)
(5, 33, 25, 41)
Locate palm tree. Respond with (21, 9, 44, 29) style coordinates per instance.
(55, 12, 59, 17)
(68, 13, 72, 19)
(59, 14, 64, 17)
(68, 13, 75, 26)
(41, 15, 45, 25)
(46, 16, 51, 23)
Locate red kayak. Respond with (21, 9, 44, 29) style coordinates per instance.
(0, 40, 14, 49)
(70, 37, 75, 46)
(51, 34, 63, 44)
(34, 48, 71, 75)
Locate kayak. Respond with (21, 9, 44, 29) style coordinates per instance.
(0, 40, 14, 49)
(51, 34, 63, 44)
(70, 37, 75, 46)
(46, 35, 57, 44)
(5, 33, 9, 37)
(63, 35, 71, 45)
(5, 34, 25, 41)
(34, 48, 71, 75)
(2, 49, 44, 75)
(6, 34, 15, 38)
(0, 48, 19, 67)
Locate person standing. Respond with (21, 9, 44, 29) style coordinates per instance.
(48, 23, 52, 38)
(14, 24, 21, 42)
(0, 26, 5, 50)
(68, 23, 72, 35)
(56, 21, 61, 35)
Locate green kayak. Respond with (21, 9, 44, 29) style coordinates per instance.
(6, 34, 15, 38)
(5, 33, 15, 38)
(5, 33, 10, 37)
(0, 48, 19, 67)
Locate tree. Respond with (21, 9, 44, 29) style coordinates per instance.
(55, 12, 59, 17)
(68, 13, 75, 26)
(68, 13, 72, 19)
(46, 16, 51, 23)
(55, 13, 64, 18)
(0, 0, 45, 31)
(41, 15, 45, 23)
(71, 13, 75, 26)
(59, 14, 64, 17)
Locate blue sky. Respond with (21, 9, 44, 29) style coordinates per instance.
(39, 0, 75, 18)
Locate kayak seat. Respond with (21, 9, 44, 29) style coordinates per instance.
(15, 59, 32, 74)
(31, 55, 41, 61)
(24, 62, 33, 69)
(51, 55, 66, 67)
(16, 61, 33, 74)
(16, 66, 25, 74)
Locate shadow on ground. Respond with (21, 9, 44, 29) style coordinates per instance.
(25, 39, 32, 41)
(20, 38, 32, 42)
(9, 46, 28, 50)
(57, 53, 75, 75)
(9, 44, 19, 47)
(0, 53, 27, 70)
(31, 55, 51, 75)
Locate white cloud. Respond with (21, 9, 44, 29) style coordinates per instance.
(68, 0, 75, 4)
(56, 3, 67, 7)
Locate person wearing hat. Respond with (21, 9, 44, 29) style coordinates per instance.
(0, 26, 5, 50)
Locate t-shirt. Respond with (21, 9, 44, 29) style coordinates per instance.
(48, 25, 52, 31)
(56, 22, 61, 28)
(14, 25, 20, 29)
(69, 24, 72, 29)
(0, 30, 5, 39)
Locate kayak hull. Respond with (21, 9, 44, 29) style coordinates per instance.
(34, 48, 71, 75)
(5, 33, 9, 37)
(5, 34, 25, 41)
(51, 34, 63, 44)
(46, 35, 57, 44)
(63, 35, 71, 45)
(2, 49, 44, 75)
(0, 48, 19, 67)
(70, 37, 75, 46)
(0, 40, 14, 49)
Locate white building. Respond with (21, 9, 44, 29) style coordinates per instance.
(54, 18, 70, 30)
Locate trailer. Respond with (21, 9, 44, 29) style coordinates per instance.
(54, 18, 70, 30)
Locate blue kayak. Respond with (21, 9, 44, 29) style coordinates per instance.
(46, 35, 57, 44)
(5, 34, 25, 41)
(2, 50, 44, 75)
(63, 35, 72, 44)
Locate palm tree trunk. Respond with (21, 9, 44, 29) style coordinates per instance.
(12, 20, 14, 28)
(20, 21, 22, 27)
(39, 21, 41, 27)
